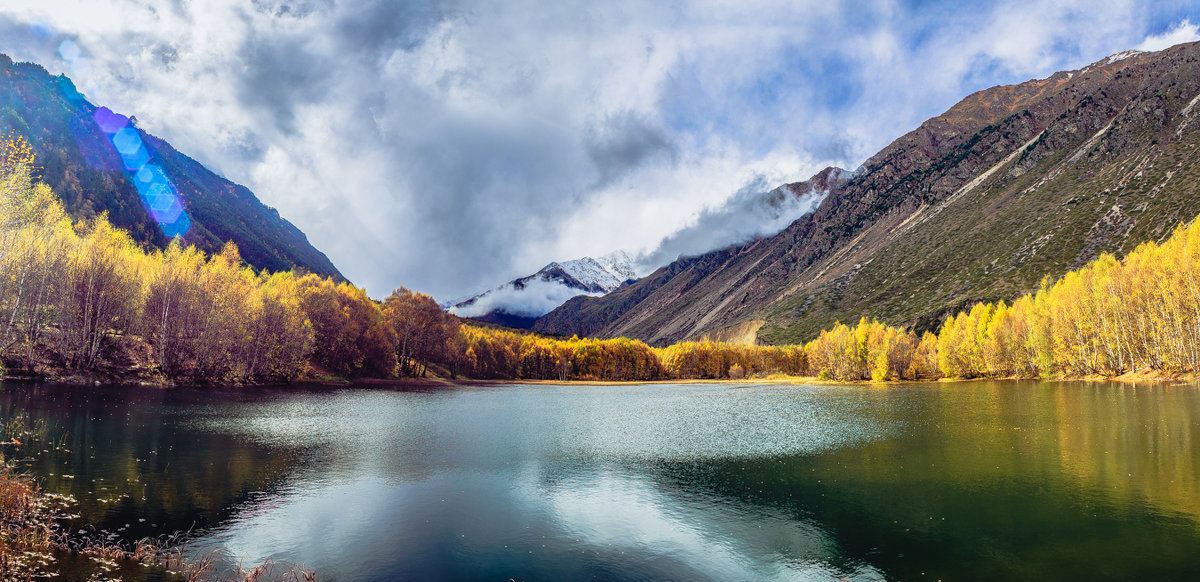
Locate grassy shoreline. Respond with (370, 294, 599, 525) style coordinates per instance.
(5, 369, 1197, 391)
(496, 374, 1200, 387)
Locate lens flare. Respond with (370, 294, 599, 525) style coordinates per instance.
(55, 34, 192, 241)
(87, 106, 192, 238)
(57, 40, 80, 64)
(92, 107, 127, 135)
(57, 77, 84, 104)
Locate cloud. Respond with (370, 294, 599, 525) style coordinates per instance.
(585, 111, 677, 188)
(0, 1, 1196, 301)
(637, 175, 829, 271)
(1138, 19, 1200, 52)
(449, 278, 604, 319)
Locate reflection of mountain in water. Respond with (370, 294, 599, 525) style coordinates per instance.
(646, 381, 1200, 581)
(3, 381, 1199, 581)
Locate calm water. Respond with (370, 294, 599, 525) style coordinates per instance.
(1, 380, 1199, 581)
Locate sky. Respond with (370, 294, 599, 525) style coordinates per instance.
(0, 1, 1198, 300)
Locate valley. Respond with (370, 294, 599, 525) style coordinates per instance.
(3, 6, 1200, 581)
(536, 44, 1200, 348)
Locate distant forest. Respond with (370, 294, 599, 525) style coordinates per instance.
(3, 134, 1200, 385)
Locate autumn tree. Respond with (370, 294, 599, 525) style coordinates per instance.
(57, 217, 141, 369)
(298, 276, 394, 377)
(382, 287, 459, 377)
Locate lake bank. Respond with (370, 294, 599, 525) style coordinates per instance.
(7, 364, 1199, 391)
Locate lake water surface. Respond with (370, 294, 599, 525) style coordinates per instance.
(1, 380, 1199, 581)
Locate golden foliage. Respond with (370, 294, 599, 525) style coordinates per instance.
(9, 129, 1200, 385)
(0, 138, 316, 382)
(382, 287, 459, 377)
(926, 218, 1200, 378)
(451, 326, 666, 381)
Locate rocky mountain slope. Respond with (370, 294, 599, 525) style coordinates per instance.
(536, 42, 1200, 346)
(450, 251, 637, 329)
(0, 54, 341, 278)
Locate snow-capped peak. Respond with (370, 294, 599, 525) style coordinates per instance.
(555, 251, 637, 294)
(448, 250, 639, 322)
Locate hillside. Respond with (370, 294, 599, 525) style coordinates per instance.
(0, 54, 341, 278)
(536, 42, 1200, 345)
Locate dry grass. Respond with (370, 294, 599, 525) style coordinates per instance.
(75, 532, 317, 582)
(0, 464, 65, 578)
(0, 461, 316, 581)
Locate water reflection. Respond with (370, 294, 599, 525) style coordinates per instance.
(1052, 383, 1200, 519)
(1, 381, 1199, 581)
(182, 384, 893, 580)
(0, 383, 301, 541)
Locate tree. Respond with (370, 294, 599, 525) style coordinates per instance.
(382, 287, 459, 377)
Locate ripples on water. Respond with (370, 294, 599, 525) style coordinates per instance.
(183, 384, 897, 580)
(3, 381, 1200, 581)
(188, 384, 901, 461)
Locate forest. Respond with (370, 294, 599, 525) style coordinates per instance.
(4, 132, 1200, 384)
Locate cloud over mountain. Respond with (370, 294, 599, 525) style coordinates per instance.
(0, 1, 1196, 300)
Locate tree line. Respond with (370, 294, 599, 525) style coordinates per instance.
(455, 209, 1200, 382)
(0, 135, 457, 383)
(7, 131, 1200, 385)
(928, 218, 1200, 378)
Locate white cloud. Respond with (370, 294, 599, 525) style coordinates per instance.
(1138, 19, 1200, 52)
(0, 1, 1193, 301)
(449, 278, 603, 318)
(636, 174, 830, 271)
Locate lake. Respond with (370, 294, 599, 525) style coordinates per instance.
(1, 380, 1198, 581)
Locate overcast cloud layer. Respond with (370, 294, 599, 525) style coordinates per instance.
(0, 1, 1197, 299)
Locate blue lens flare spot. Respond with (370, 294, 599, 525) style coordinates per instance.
(112, 127, 142, 155)
(63, 40, 190, 239)
(57, 77, 84, 103)
(128, 161, 190, 237)
(159, 213, 191, 239)
(120, 145, 150, 172)
(93, 107, 128, 135)
(142, 180, 168, 199)
(153, 199, 183, 224)
(90, 107, 192, 238)
(58, 40, 80, 64)
(136, 166, 156, 184)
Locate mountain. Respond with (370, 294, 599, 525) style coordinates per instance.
(450, 251, 637, 329)
(536, 42, 1200, 346)
(637, 167, 843, 269)
(0, 54, 341, 278)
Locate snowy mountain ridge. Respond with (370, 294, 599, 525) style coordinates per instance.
(554, 250, 638, 294)
(448, 250, 638, 327)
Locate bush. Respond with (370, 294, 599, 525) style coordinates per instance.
(728, 363, 745, 379)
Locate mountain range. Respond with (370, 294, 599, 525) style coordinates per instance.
(0, 54, 340, 279)
(449, 251, 637, 329)
(451, 169, 845, 328)
(9, 40, 1200, 352)
(535, 42, 1200, 346)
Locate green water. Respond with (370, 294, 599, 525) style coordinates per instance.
(1, 380, 1198, 581)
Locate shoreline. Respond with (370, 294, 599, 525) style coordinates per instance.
(3, 370, 1196, 390)
(490, 373, 1200, 387)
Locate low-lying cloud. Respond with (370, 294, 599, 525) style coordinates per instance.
(638, 175, 829, 272)
(0, 1, 1197, 301)
(450, 278, 604, 319)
